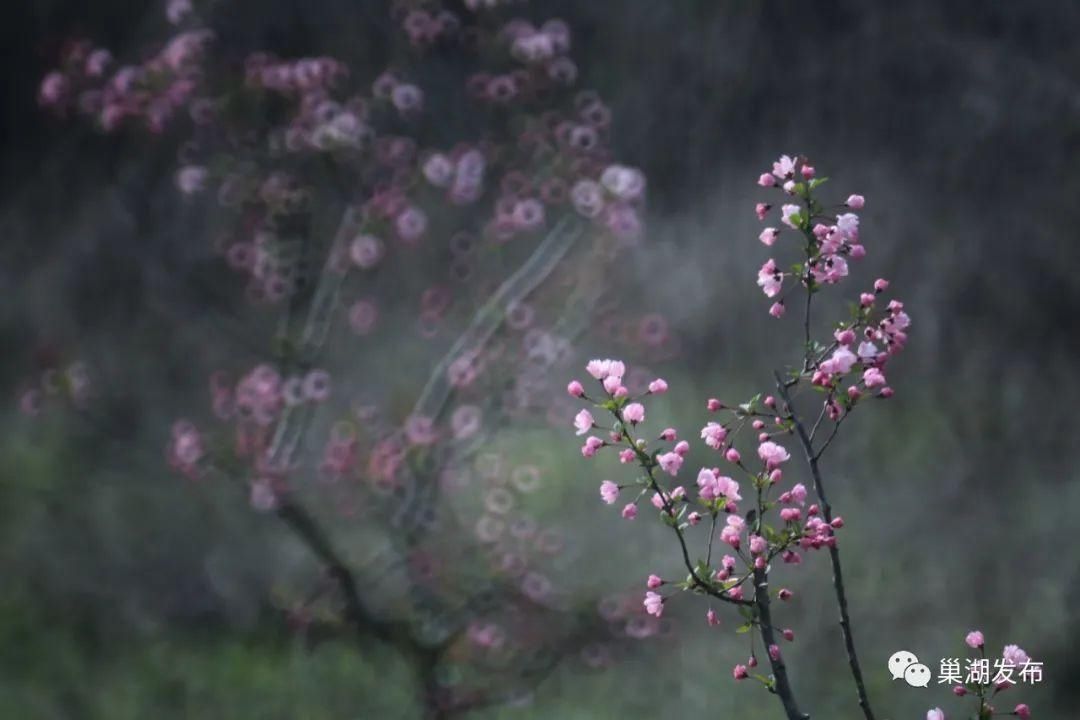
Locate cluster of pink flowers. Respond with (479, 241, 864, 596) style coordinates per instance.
(755, 154, 869, 316)
(566, 156, 926, 719)
(570, 361, 844, 608)
(39, 23, 213, 133)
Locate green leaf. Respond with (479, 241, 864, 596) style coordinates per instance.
(735, 622, 753, 634)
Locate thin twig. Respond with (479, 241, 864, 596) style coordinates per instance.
(773, 371, 877, 720)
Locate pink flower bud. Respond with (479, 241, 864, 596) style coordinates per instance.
(850, 244, 866, 259)
(707, 398, 722, 412)
(1014, 704, 1031, 718)
(782, 628, 795, 642)
(688, 511, 702, 526)
(748, 654, 759, 668)
(769, 644, 782, 661)
(647, 574, 662, 589)
(567, 380, 584, 397)
(621, 503, 638, 520)
(860, 293, 875, 307)
(879, 386, 894, 398)
(952, 686, 967, 696)
(732, 664, 749, 680)
(706, 608, 720, 626)
(846, 194, 865, 209)
(831, 516, 845, 528)
(725, 448, 741, 464)
(619, 449, 635, 464)
(965, 630, 985, 649)
(778, 588, 792, 601)
(801, 165, 815, 179)
(835, 328, 856, 345)
(874, 278, 890, 292)
(769, 301, 786, 318)
(755, 203, 771, 220)
(758, 173, 776, 187)
(764, 396, 776, 409)
(648, 378, 669, 394)
(659, 427, 677, 441)
(674, 440, 690, 456)
(769, 469, 783, 484)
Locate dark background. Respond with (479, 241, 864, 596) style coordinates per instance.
(2, 1, 1078, 718)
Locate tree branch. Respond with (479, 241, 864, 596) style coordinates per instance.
(773, 372, 877, 720)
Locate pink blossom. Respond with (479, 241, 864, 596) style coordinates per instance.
(706, 609, 720, 626)
(724, 448, 741, 464)
(581, 436, 604, 458)
(772, 155, 796, 179)
(755, 203, 771, 220)
(863, 367, 886, 388)
(732, 664, 749, 680)
(720, 524, 741, 549)
(619, 449, 636, 464)
(673, 440, 690, 456)
(567, 380, 584, 397)
(758, 173, 776, 187)
(648, 378, 668, 394)
(926, 709, 945, 720)
(716, 475, 741, 503)
(586, 358, 625, 380)
(647, 574, 662, 589)
(780, 204, 802, 229)
(696, 468, 720, 500)
(780, 508, 801, 523)
(820, 347, 857, 376)
(874, 278, 890, 292)
(707, 398, 723, 412)
(599, 480, 619, 504)
(659, 427, 677, 441)
(757, 441, 791, 469)
(574, 408, 594, 435)
(700, 422, 728, 450)
(788, 484, 808, 505)
(657, 451, 683, 476)
(602, 375, 622, 394)
(759, 227, 779, 246)
(749, 534, 767, 555)
(846, 194, 865, 209)
(621, 503, 637, 520)
(623, 403, 645, 425)
(769, 643, 782, 661)
(643, 591, 664, 617)
(1002, 645, 1029, 666)
(1014, 704, 1030, 718)
(769, 302, 785, 318)
(688, 511, 702, 526)
(778, 588, 793, 601)
(782, 628, 795, 642)
(757, 259, 783, 298)
(965, 630, 985, 649)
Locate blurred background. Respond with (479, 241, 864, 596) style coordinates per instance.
(2, 1, 1079, 718)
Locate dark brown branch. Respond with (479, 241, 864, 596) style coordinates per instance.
(754, 566, 809, 720)
(773, 372, 877, 720)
